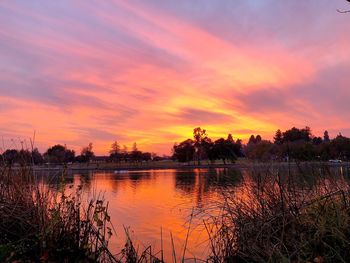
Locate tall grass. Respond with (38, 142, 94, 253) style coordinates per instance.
(203, 163, 350, 262)
(0, 165, 120, 262)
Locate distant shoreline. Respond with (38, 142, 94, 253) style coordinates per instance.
(28, 160, 350, 172)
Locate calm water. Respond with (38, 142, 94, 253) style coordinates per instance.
(40, 165, 350, 261)
(42, 168, 243, 261)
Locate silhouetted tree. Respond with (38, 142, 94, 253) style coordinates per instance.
(235, 139, 243, 157)
(282, 127, 312, 142)
(130, 142, 142, 162)
(202, 137, 215, 163)
(274, 129, 283, 145)
(31, 148, 44, 165)
(329, 134, 350, 160)
(80, 143, 94, 163)
(110, 141, 120, 155)
(312, 137, 323, 145)
(18, 149, 32, 165)
(110, 141, 122, 163)
(212, 137, 237, 164)
(121, 145, 129, 162)
(2, 149, 19, 165)
(255, 135, 262, 143)
(245, 140, 275, 161)
(324, 130, 330, 142)
(141, 152, 152, 162)
(248, 135, 256, 145)
(172, 139, 195, 163)
(193, 127, 207, 165)
(44, 145, 75, 164)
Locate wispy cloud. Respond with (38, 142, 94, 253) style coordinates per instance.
(0, 0, 349, 154)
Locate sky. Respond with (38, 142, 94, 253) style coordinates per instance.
(0, 0, 350, 155)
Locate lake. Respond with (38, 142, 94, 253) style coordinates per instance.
(38, 164, 350, 262)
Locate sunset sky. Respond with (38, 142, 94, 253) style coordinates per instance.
(1, 0, 350, 155)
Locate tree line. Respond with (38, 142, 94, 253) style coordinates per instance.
(244, 127, 350, 161)
(1, 143, 93, 166)
(2, 126, 349, 166)
(0, 141, 159, 166)
(172, 126, 350, 163)
(109, 142, 157, 163)
(172, 127, 243, 164)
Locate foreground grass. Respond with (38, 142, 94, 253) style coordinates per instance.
(203, 164, 350, 262)
(0, 165, 120, 262)
(2, 163, 350, 262)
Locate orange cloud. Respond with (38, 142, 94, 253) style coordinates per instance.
(0, 0, 349, 154)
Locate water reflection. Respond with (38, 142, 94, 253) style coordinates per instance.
(36, 165, 349, 261)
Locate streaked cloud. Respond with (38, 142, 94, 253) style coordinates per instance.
(0, 0, 349, 154)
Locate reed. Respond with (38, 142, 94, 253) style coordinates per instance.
(0, 165, 118, 262)
(203, 164, 350, 262)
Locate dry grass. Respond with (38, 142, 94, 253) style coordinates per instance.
(0, 165, 119, 262)
(202, 164, 350, 262)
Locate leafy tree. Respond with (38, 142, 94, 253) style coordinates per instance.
(274, 129, 283, 145)
(18, 149, 32, 165)
(80, 143, 94, 163)
(248, 135, 256, 145)
(324, 130, 330, 142)
(245, 140, 274, 161)
(141, 152, 152, 162)
(282, 127, 312, 142)
(31, 148, 44, 165)
(2, 149, 19, 165)
(212, 137, 237, 164)
(120, 145, 129, 162)
(312, 137, 323, 145)
(193, 127, 208, 165)
(109, 141, 122, 162)
(202, 137, 215, 163)
(255, 135, 262, 143)
(172, 139, 195, 163)
(44, 145, 75, 164)
(284, 141, 317, 161)
(227, 134, 234, 143)
(329, 134, 350, 160)
(130, 142, 142, 162)
(110, 141, 121, 155)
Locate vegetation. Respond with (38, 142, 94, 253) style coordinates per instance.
(44, 145, 75, 164)
(76, 143, 95, 163)
(245, 127, 350, 162)
(173, 127, 243, 164)
(202, 164, 350, 262)
(0, 166, 116, 262)
(109, 142, 154, 164)
(1, 142, 158, 166)
(2, 126, 350, 167)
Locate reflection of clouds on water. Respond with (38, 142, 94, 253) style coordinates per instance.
(37, 166, 350, 262)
